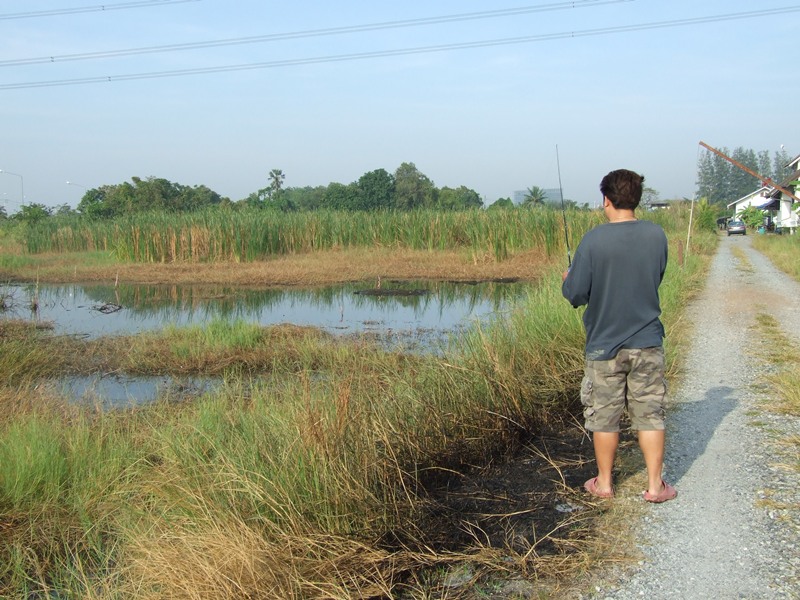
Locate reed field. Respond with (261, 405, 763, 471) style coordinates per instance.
(20, 207, 604, 263)
(0, 206, 716, 598)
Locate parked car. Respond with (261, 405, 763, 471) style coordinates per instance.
(727, 220, 746, 236)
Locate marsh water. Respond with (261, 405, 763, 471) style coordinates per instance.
(2, 279, 529, 406)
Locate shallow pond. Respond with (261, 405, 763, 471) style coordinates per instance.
(2, 279, 530, 406)
(2, 279, 526, 341)
(52, 374, 215, 410)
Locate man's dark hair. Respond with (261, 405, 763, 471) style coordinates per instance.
(600, 169, 645, 210)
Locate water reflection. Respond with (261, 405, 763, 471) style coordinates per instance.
(55, 374, 217, 409)
(1, 279, 528, 340)
(2, 279, 530, 406)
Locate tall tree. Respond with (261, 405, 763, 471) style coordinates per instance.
(488, 197, 514, 210)
(437, 186, 482, 210)
(14, 203, 51, 224)
(757, 150, 772, 184)
(178, 185, 222, 211)
(697, 146, 792, 205)
(53, 204, 75, 217)
(356, 169, 395, 211)
(77, 187, 113, 218)
(268, 169, 285, 200)
(773, 146, 792, 182)
(322, 182, 361, 210)
(393, 162, 436, 210)
(730, 147, 760, 197)
(283, 186, 327, 211)
(642, 186, 660, 209)
(77, 178, 224, 217)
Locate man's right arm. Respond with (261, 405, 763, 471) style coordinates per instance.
(561, 250, 590, 308)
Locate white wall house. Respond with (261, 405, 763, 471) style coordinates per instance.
(772, 196, 798, 232)
(727, 187, 771, 216)
(764, 153, 800, 233)
(726, 153, 800, 234)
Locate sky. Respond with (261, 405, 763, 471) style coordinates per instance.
(1, 0, 798, 213)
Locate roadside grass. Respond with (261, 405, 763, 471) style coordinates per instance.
(749, 312, 800, 529)
(750, 234, 800, 281)
(730, 245, 754, 272)
(659, 230, 716, 378)
(753, 313, 800, 419)
(0, 214, 718, 598)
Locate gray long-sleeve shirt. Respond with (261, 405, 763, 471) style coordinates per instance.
(561, 220, 668, 361)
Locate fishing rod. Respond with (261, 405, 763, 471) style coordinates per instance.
(556, 145, 572, 266)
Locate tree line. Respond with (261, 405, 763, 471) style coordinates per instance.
(696, 146, 793, 205)
(247, 163, 484, 213)
(0, 162, 490, 224)
(11, 145, 789, 224)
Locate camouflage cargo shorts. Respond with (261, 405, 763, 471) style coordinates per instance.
(580, 346, 667, 433)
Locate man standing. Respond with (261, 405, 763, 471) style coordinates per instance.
(561, 169, 676, 503)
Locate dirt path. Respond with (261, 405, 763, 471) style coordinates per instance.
(594, 235, 800, 598)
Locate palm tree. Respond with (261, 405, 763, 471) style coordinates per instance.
(268, 169, 285, 199)
(523, 186, 547, 207)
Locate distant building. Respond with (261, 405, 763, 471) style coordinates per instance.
(726, 187, 771, 216)
(542, 188, 563, 205)
(762, 153, 800, 234)
(724, 153, 799, 234)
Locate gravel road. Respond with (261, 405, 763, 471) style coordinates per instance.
(595, 234, 800, 599)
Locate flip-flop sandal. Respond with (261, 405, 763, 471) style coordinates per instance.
(643, 481, 677, 503)
(584, 477, 614, 498)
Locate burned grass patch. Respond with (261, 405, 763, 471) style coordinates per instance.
(413, 428, 595, 555)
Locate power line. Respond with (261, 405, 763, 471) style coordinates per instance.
(0, 0, 630, 67)
(2, 5, 798, 90)
(0, 0, 201, 21)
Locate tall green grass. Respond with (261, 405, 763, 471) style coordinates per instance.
(11, 202, 706, 267)
(0, 321, 78, 384)
(22, 208, 603, 263)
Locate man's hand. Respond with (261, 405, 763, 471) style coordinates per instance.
(562, 269, 570, 282)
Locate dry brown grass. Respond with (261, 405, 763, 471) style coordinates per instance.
(0, 383, 75, 428)
(0, 247, 553, 287)
(750, 234, 800, 282)
(118, 518, 399, 599)
(730, 245, 753, 272)
(754, 313, 800, 416)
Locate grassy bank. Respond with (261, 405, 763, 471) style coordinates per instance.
(750, 233, 800, 281)
(0, 209, 716, 598)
